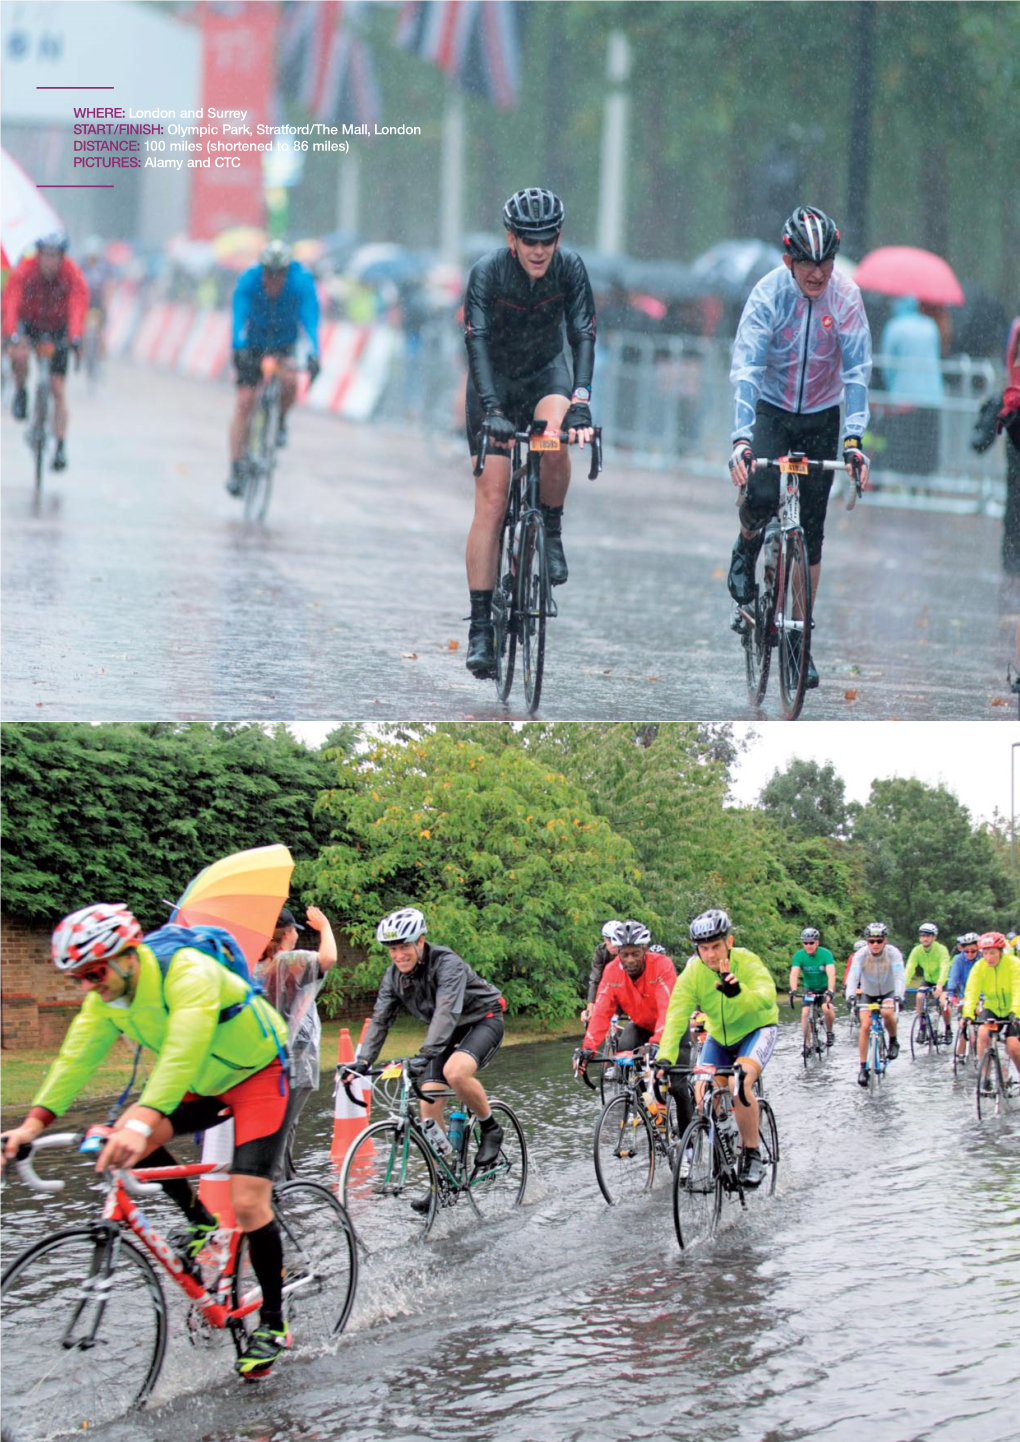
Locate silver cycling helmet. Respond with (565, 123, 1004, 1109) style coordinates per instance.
(959, 932, 980, 947)
(51, 903, 142, 973)
(648, 943, 668, 954)
(864, 921, 888, 940)
(376, 907, 427, 945)
(918, 921, 938, 937)
(260, 240, 293, 271)
(616, 920, 650, 948)
(690, 909, 733, 944)
(800, 927, 821, 943)
(502, 188, 564, 242)
(601, 919, 622, 942)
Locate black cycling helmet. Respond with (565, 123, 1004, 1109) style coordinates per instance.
(502, 188, 564, 242)
(690, 909, 732, 945)
(782, 206, 840, 264)
(864, 921, 888, 940)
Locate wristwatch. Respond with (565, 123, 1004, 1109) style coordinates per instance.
(571, 387, 590, 403)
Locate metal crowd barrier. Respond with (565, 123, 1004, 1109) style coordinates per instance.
(378, 320, 1008, 516)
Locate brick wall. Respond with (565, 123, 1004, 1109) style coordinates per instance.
(1, 912, 65, 1049)
(1, 910, 372, 1050)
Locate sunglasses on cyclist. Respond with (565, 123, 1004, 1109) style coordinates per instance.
(963, 946, 979, 953)
(867, 938, 885, 945)
(73, 964, 109, 985)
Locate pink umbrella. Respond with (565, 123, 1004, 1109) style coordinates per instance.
(854, 246, 965, 306)
(1, 148, 62, 270)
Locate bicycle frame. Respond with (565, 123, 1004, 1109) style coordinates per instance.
(866, 1002, 888, 1084)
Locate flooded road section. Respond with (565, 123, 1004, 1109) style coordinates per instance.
(1, 1029, 1017, 1442)
(2, 362, 1017, 721)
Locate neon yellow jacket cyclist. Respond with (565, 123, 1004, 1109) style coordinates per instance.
(904, 940, 952, 989)
(658, 946, 779, 1063)
(961, 952, 1020, 1021)
(32, 942, 288, 1118)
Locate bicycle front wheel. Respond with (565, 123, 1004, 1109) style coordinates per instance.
(593, 1094, 655, 1205)
(743, 546, 774, 708)
(976, 1049, 1004, 1119)
(493, 492, 519, 703)
(909, 1013, 933, 1060)
(465, 1100, 529, 1220)
(518, 516, 548, 715)
(1, 1225, 167, 1439)
(234, 1181, 357, 1346)
(339, 1120, 439, 1252)
(672, 1117, 721, 1250)
(32, 389, 47, 495)
(777, 527, 812, 720)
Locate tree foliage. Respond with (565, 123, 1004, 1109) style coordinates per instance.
(303, 732, 645, 1019)
(759, 758, 851, 841)
(0, 723, 348, 927)
(852, 777, 1018, 942)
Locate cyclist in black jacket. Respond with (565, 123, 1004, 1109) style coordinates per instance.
(462, 188, 597, 678)
(350, 908, 507, 1169)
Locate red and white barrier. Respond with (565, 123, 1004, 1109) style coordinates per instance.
(330, 1025, 371, 1165)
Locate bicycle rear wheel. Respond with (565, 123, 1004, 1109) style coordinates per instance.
(518, 515, 548, 715)
(777, 527, 812, 720)
(339, 1120, 438, 1252)
(31, 386, 47, 495)
(593, 1093, 655, 1205)
(1, 1225, 167, 1439)
(672, 1117, 721, 1250)
(743, 1098, 780, 1200)
(493, 482, 519, 703)
(234, 1181, 357, 1346)
(243, 400, 274, 521)
(465, 1100, 528, 1220)
(868, 1034, 886, 1092)
(743, 546, 774, 708)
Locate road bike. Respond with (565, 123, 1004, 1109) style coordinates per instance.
(861, 999, 892, 1093)
(0, 1132, 357, 1438)
(794, 991, 832, 1067)
(909, 985, 948, 1059)
(669, 1063, 779, 1251)
(337, 1060, 528, 1254)
(474, 419, 603, 715)
(974, 1016, 1020, 1120)
(574, 1049, 684, 1205)
(737, 452, 862, 720)
(239, 355, 314, 522)
(951, 1006, 979, 1078)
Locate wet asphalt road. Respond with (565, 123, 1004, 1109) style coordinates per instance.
(1, 1030, 1018, 1442)
(2, 361, 1017, 721)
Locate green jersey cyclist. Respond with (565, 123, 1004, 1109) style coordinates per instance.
(788, 926, 837, 1050)
(657, 908, 779, 1188)
(0, 903, 294, 1381)
(462, 188, 597, 678)
(905, 920, 953, 1044)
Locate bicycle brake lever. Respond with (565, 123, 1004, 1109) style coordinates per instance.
(588, 429, 602, 481)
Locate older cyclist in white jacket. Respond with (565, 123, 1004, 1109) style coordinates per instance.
(845, 922, 905, 1087)
(727, 206, 873, 689)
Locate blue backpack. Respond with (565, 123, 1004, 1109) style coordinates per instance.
(142, 924, 288, 1083)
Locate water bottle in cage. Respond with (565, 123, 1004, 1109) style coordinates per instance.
(447, 1108, 467, 1153)
(422, 1118, 453, 1158)
(716, 1108, 739, 1167)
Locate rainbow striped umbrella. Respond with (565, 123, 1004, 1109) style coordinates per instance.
(172, 844, 294, 967)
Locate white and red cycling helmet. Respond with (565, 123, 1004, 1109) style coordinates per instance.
(51, 903, 143, 974)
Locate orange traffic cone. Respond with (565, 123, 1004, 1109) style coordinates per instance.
(331, 1025, 371, 1165)
(198, 1115, 236, 1229)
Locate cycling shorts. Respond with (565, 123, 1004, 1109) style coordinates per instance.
(741, 400, 841, 565)
(168, 1059, 289, 1179)
(466, 354, 573, 457)
(860, 993, 896, 1008)
(701, 1025, 777, 1073)
(615, 1021, 654, 1052)
(422, 1011, 505, 1083)
(976, 1010, 1019, 1036)
(21, 323, 69, 377)
(235, 344, 296, 388)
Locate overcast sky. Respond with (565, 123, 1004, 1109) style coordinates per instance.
(727, 722, 1016, 824)
(289, 722, 1016, 827)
